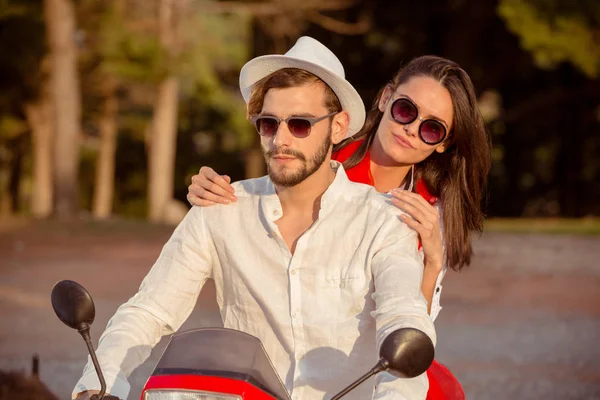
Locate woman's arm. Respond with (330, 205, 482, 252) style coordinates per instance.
(421, 261, 444, 315)
(390, 189, 445, 317)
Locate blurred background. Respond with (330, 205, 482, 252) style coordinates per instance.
(0, 0, 599, 399)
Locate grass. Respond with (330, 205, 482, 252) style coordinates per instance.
(484, 218, 600, 235)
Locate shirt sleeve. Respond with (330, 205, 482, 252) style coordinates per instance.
(429, 203, 447, 322)
(370, 217, 436, 399)
(72, 207, 214, 400)
(429, 266, 447, 322)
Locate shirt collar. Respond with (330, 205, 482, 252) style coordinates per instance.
(261, 161, 353, 222)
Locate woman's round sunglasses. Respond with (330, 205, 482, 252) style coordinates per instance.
(390, 98, 448, 145)
(250, 112, 338, 138)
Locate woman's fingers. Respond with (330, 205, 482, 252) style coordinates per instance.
(198, 167, 235, 196)
(399, 213, 426, 235)
(191, 175, 236, 203)
(391, 196, 430, 227)
(186, 192, 215, 207)
(391, 190, 437, 222)
(188, 180, 231, 205)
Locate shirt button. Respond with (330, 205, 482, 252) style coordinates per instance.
(290, 269, 296, 275)
(292, 312, 299, 319)
(339, 281, 345, 288)
(436, 287, 440, 293)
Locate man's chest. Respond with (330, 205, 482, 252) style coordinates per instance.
(274, 213, 316, 255)
(208, 216, 375, 309)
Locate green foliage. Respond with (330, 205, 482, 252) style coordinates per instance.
(176, 8, 253, 148)
(498, 0, 600, 78)
(0, 114, 27, 139)
(72, 0, 253, 217)
(78, 0, 253, 147)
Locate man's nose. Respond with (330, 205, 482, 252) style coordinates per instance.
(273, 120, 293, 147)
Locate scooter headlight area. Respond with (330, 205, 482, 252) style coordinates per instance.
(144, 390, 242, 400)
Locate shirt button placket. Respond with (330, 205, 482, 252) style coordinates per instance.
(288, 255, 304, 391)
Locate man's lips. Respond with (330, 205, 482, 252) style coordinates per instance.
(271, 155, 298, 164)
(392, 134, 416, 149)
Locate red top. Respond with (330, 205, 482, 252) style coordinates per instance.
(332, 140, 437, 205)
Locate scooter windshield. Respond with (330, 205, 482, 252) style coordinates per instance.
(152, 328, 291, 400)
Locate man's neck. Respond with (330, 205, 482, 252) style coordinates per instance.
(370, 140, 412, 193)
(275, 161, 336, 216)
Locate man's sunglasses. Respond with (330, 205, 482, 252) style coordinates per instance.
(250, 112, 338, 138)
(390, 98, 448, 145)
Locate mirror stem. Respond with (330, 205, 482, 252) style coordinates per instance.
(78, 323, 107, 400)
(330, 359, 388, 400)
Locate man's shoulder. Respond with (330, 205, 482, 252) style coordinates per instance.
(230, 175, 272, 197)
(333, 181, 415, 242)
(341, 180, 402, 216)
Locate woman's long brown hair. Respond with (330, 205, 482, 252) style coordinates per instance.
(334, 56, 492, 271)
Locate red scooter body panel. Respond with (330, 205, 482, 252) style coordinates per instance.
(141, 375, 276, 399)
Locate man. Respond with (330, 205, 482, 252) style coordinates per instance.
(74, 36, 435, 400)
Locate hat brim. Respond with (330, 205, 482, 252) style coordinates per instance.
(239, 55, 366, 138)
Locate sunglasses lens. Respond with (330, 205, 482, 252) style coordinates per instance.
(256, 117, 279, 136)
(287, 118, 312, 138)
(420, 120, 446, 144)
(391, 99, 417, 123)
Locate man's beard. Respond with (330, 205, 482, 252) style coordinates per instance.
(263, 129, 332, 187)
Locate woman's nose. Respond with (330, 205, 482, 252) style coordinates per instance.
(403, 120, 419, 137)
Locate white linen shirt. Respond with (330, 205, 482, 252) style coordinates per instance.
(73, 162, 435, 400)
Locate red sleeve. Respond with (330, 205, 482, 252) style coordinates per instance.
(416, 178, 437, 205)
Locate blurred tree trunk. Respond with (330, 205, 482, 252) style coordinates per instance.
(44, 0, 82, 219)
(148, 78, 180, 222)
(243, 21, 274, 179)
(92, 77, 119, 219)
(148, 0, 184, 222)
(24, 80, 54, 219)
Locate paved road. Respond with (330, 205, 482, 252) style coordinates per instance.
(0, 223, 599, 399)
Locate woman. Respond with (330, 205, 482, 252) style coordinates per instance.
(186, 55, 492, 399)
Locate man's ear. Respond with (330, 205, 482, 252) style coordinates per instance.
(378, 86, 394, 113)
(331, 111, 350, 145)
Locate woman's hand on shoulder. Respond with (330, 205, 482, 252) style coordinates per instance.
(391, 189, 444, 271)
(187, 166, 237, 207)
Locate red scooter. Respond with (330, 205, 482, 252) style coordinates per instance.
(52, 280, 434, 400)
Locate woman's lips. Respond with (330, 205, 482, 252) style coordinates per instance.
(392, 134, 416, 149)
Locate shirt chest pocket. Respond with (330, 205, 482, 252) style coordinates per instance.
(324, 276, 362, 290)
(319, 272, 372, 319)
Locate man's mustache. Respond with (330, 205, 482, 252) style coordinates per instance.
(266, 147, 306, 161)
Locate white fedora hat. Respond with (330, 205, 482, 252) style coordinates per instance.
(239, 36, 366, 138)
